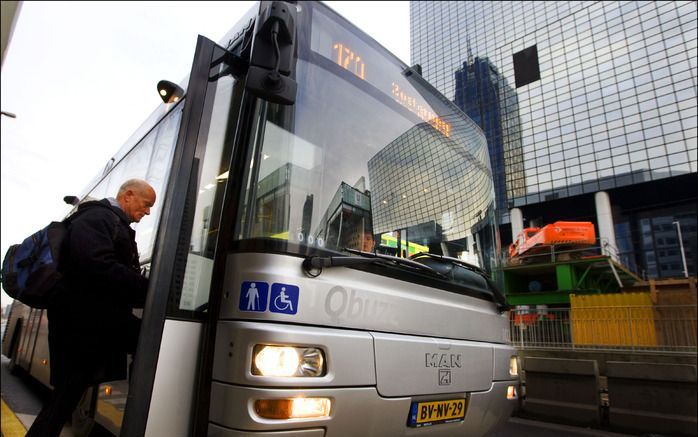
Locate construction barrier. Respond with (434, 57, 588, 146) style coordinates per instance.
(521, 357, 602, 427)
(651, 279, 698, 349)
(606, 361, 697, 436)
(569, 293, 657, 347)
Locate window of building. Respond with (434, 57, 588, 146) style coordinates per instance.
(513, 45, 541, 88)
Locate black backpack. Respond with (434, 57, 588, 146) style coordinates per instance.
(1, 203, 119, 308)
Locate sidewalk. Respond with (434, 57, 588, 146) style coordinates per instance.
(1, 355, 79, 437)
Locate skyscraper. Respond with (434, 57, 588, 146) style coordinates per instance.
(411, 1, 697, 279)
(454, 56, 517, 215)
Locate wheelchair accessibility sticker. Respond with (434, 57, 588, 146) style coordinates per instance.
(239, 281, 298, 315)
(270, 283, 299, 314)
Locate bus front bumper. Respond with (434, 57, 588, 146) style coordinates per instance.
(208, 380, 518, 436)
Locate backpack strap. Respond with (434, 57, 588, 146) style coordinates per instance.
(65, 201, 124, 244)
(19, 232, 45, 268)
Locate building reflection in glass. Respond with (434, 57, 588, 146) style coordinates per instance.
(454, 55, 525, 216)
(367, 122, 498, 269)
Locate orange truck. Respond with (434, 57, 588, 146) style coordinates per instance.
(509, 221, 596, 259)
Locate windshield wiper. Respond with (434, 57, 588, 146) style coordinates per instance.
(411, 252, 486, 274)
(411, 252, 509, 312)
(302, 248, 448, 279)
(303, 249, 508, 312)
(346, 248, 452, 278)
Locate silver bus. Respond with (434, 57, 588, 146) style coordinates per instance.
(2, 2, 518, 436)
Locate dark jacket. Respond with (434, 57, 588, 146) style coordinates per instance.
(47, 199, 148, 386)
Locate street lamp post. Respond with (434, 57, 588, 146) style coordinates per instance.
(672, 221, 689, 278)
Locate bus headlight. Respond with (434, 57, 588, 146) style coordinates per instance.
(509, 355, 519, 376)
(255, 397, 332, 419)
(252, 345, 325, 377)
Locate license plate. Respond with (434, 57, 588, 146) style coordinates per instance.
(407, 398, 466, 427)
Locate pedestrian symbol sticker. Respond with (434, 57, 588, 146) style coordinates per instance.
(270, 283, 299, 315)
(239, 281, 269, 312)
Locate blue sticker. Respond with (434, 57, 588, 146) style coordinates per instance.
(239, 281, 269, 312)
(269, 283, 299, 315)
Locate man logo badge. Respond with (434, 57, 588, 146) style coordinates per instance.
(439, 369, 452, 385)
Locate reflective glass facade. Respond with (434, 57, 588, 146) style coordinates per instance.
(411, 1, 697, 278)
(412, 1, 696, 205)
(454, 57, 512, 213)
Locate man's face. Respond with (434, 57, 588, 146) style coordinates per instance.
(362, 233, 375, 252)
(123, 187, 156, 223)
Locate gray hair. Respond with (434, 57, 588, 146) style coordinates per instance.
(117, 178, 152, 197)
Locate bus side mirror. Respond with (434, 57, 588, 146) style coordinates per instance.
(63, 195, 80, 206)
(246, 1, 297, 105)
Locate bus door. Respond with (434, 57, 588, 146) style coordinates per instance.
(119, 3, 299, 436)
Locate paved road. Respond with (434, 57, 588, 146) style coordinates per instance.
(493, 417, 642, 437)
(2, 355, 641, 437)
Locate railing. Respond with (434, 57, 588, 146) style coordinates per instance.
(509, 305, 697, 354)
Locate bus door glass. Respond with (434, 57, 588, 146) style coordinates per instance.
(121, 31, 256, 436)
(172, 59, 240, 314)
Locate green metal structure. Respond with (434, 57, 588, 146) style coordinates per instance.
(502, 254, 641, 306)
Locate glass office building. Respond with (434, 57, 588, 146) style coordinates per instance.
(411, 1, 697, 278)
(454, 57, 511, 214)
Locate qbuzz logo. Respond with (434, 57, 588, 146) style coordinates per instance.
(239, 281, 299, 315)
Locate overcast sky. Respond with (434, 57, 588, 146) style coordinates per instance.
(0, 1, 410, 307)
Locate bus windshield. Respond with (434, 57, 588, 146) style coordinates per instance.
(234, 2, 498, 273)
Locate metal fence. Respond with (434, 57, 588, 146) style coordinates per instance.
(509, 305, 697, 353)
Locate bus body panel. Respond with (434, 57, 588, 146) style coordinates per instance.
(209, 384, 410, 434)
(143, 319, 202, 437)
(220, 253, 509, 344)
(16, 308, 41, 369)
(2, 303, 27, 357)
(208, 425, 324, 437)
(2, 305, 50, 387)
(372, 332, 493, 396)
(460, 381, 518, 435)
(494, 344, 518, 381)
(28, 310, 51, 388)
(209, 382, 517, 436)
(209, 319, 517, 435)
